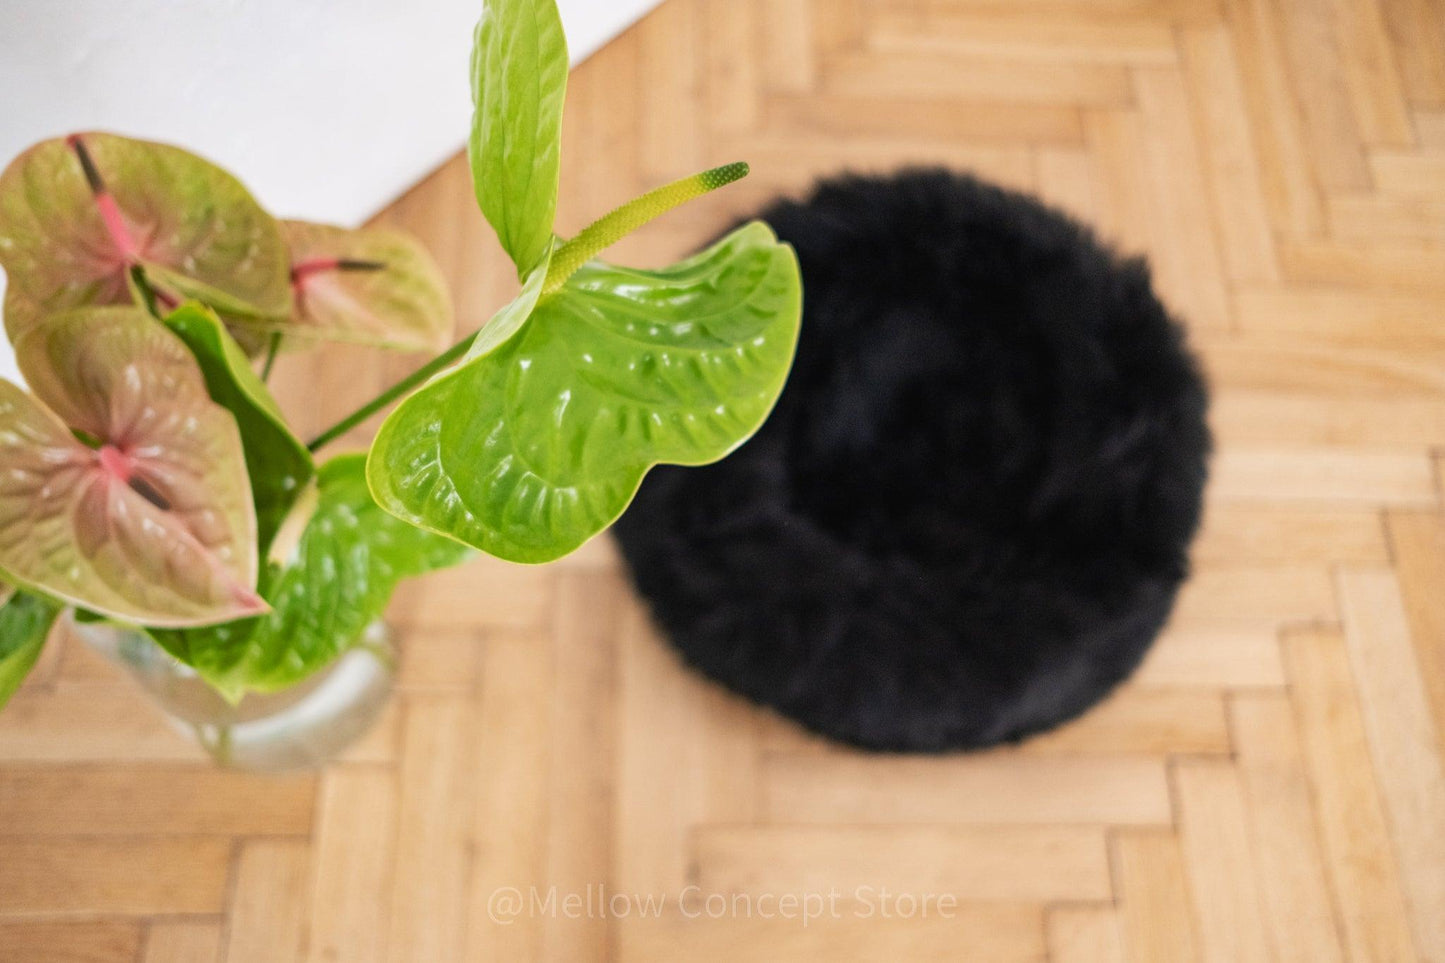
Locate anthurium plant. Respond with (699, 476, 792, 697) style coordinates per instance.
(0, 0, 803, 707)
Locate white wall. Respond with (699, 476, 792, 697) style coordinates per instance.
(0, 0, 662, 386)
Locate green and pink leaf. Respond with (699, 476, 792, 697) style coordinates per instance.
(0, 307, 265, 627)
(270, 220, 454, 351)
(0, 132, 291, 340)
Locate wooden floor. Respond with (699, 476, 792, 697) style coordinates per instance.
(4, 0, 1445, 959)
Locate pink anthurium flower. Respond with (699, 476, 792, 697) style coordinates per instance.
(279, 220, 453, 352)
(0, 306, 267, 627)
(0, 132, 292, 345)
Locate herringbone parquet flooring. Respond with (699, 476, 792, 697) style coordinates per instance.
(3, 0, 1445, 959)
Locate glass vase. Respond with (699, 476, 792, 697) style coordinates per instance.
(70, 615, 396, 771)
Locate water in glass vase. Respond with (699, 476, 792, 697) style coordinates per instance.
(71, 615, 396, 771)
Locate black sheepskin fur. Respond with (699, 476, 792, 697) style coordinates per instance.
(613, 169, 1211, 753)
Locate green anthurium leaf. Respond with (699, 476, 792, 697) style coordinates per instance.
(0, 307, 266, 627)
(0, 132, 291, 341)
(0, 590, 61, 709)
(470, 0, 568, 276)
(160, 302, 314, 552)
(467, 244, 551, 360)
(151, 453, 471, 700)
(256, 220, 456, 352)
(367, 221, 803, 563)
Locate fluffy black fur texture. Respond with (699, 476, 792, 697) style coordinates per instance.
(613, 169, 1212, 752)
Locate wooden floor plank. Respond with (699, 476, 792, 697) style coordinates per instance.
(822, 50, 1137, 106)
(1277, 238, 1445, 290)
(637, 0, 704, 178)
(465, 628, 556, 963)
(1036, 147, 1103, 223)
(1330, 192, 1445, 244)
(1179, 23, 1280, 282)
(1048, 905, 1127, 963)
(0, 838, 231, 917)
(1170, 563, 1338, 622)
(1273, 0, 1373, 190)
(537, 573, 623, 963)
(1386, 510, 1445, 748)
(1192, 505, 1390, 565)
(1173, 760, 1274, 963)
(1133, 65, 1233, 329)
(304, 769, 399, 963)
(695, 826, 1112, 901)
(0, 767, 315, 837)
(0, 922, 143, 963)
(764, 93, 1085, 144)
(763, 755, 1172, 825)
(0, 687, 200, 763)
(1018, 689, 1231, 755)
(225, 840, 311, 963)
(1220, 0, 1326, 235)
(869, 9, 1181, 64)
(387, 699, 476, 963)
(615, 905, 1045, 963)
(1378, 0, 1445, 105)
(388, 558, 556, 633)
(1336, 568, 1445, 960)
(1085, 108, 1157, 258)
(142, 922, 223, 963)
(1134, 621, 1286, 688)
(1282, 627, 1420, 963)
(1233, 285, 1445, 344)
(759, 0, 815, 92)
(1211, 392, 1445, 447)
(1114, 832, 1201, 963)
(1198, 336, 1445, 396)
(615, 594, 761, 896)
(1370, 151, 1445, 193)
(1207, 449, 1436, 508)
(1230, 693, 1345, 963)
(701, 0, 761, 137)
(1328, 0, 1415, 147)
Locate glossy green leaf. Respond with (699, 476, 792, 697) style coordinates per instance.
(256, 220, 457, 352)
(0, 132, 291, 341)
(367, 222, 802, 563)
(161, 302, 314, 551)
(470, 0, 568, 275)
(0, 307, 265, 627)
(467, 245, 550, 360)
(0, 591, 60, 709)
(153, 454, 471, 700)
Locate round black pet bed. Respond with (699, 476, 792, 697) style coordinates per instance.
(613, 169, 1211, 752)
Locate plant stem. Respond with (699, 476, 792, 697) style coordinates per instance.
(130, 266, 162, 318)
(306, 334, 475, 453)
(261, 333, 282, 382)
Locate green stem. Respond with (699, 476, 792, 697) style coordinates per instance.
(129, 265, 163, 319)
(261, 333, 282, 382)
(306, 335, 475, 453)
